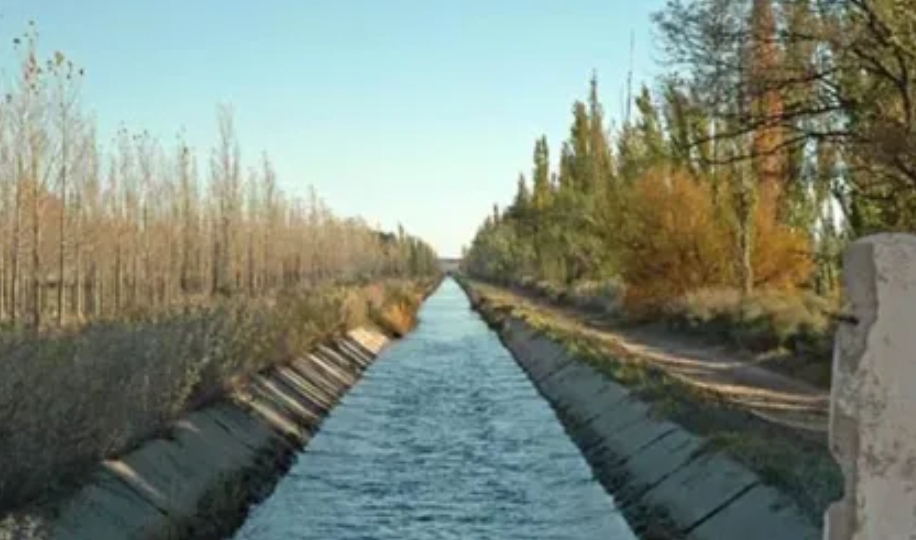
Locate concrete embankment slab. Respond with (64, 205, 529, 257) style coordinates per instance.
(46, 326, 391, 540)
(493, 312, 821, 540)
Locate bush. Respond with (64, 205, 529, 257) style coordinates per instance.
(0, 280, 422, 511)
(366, 282, 423, 337)
(619, 167, 814, 314)
(566, 279, 626, 314)
(531, 280, 566, 302)
(507, 276, 625, 316)
(619, 168, 735, 312)
(663, 287, 835, 354)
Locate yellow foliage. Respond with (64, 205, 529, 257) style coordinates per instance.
(620, 167, 734, 311)
(620, 167, 814, 313)
(376, 302, 418, 337)
(366, 282, 423, 337)
(751, 186, 814, 290)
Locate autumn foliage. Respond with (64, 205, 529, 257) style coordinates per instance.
(364, 282, 424, 337)
(619, 168, 734, 310)
(751, 189, 814, 291)
(617, 167, 812, 312)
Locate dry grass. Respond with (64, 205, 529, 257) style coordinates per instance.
(0, 279, 430, 512)
(514, 277, 625, 315)
(664, 287, 834, 350)
(662, 287, 836, 386)
(565, 280, 625, 313)
(517, 279, 834, 359)
(503, 273, 836, 388)
(366, 281, 428, 337)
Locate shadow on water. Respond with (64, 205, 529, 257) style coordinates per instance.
(231, 278, 637, 540)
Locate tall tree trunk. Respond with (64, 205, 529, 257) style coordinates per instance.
(735, 167, 756, 295)
(57, 135, 67, 326)
(114, 238, 122, 316)
(30, 151, 41, 329)
(211, 233, 220, 296)
(10, 157, 22, 326)
(73, 193, 82, 322)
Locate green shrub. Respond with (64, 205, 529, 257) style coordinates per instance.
(531, 280, 566, 302)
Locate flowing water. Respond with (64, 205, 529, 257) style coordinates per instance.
(232, 278, 636, 539)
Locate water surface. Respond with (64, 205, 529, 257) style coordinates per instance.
(233, 278, 636, 539)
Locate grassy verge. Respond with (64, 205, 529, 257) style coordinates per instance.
(462, 278, 842, 527)
(0, 277, 436, 514)
(660, 287, 836, 388)
(488, 276, 836, 389)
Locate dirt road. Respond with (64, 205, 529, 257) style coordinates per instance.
(474, 283, 830, 438)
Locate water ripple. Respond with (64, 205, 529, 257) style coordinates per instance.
(232, 279, 636, 540)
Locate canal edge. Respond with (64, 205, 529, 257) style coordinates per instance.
(455, 275, 821, 540)
(40, 283, 439, 540)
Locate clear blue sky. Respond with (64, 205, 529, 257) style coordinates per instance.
(0, 1, 665, 258)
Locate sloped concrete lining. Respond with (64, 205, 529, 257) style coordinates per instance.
(476, 310, 821, 539)
(46, 326, 391, 540)
(824, 233, 916, 540)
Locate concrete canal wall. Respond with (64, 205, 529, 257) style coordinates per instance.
(458, 278, 821, 540)
(45, 327, 390, 540)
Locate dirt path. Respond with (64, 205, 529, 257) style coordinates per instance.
(476, 284, 830, 437)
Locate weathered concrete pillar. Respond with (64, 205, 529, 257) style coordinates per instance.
(824, 233, 916, 540)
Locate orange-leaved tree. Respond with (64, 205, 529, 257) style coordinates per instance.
(750, 184, 814, 290)
(618, 167, 734, 312)
(619, 166, 814, 314)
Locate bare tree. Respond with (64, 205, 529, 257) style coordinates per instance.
(209, 104, 242, 296)
(0, 28, 436, 329)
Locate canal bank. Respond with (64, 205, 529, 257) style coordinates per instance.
(43, 327, 391, 540)
(456, 276, 823, 539)
(34, 279, 442, 540)
(232, 278, 637, 539)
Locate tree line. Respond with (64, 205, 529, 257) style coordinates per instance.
(464, 0, 908, 312)
(0, 24, 438, 330)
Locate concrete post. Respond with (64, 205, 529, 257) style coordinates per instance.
(824, 233, 916, 540)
